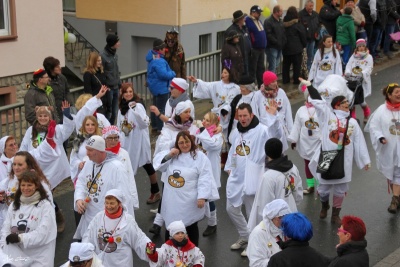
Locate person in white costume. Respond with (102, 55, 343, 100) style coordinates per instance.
(247, 199, 292, 267)
(300, 78, 370, 224)
(189, 67, 241, 140)
(195, 111, 224, 236)
(82, 189, 151, 266)
(20, 104, 74, 190)
(150, 78, 195, 125)
(288, 86, 321, 194)
(253, 71, 293, 145)
(344, 38, 373, 124)
(0, 171, 57, 267)
(60, 242, 104, 267)
(0, 151, 54, 229)
(0, 136, 18, 182)
(146, 220, 205, 267)
(365, 83, 400, 213)
(149, 102, 200, 236)
(153, 131, 219, 246)
(74, 136, 136, 240)
(117, 83, 160, 204)
(225, 103, 282, 257)
(248, 138, 303, 232)
(308, 35, 343, 89)
(73, 87, 110, 133)
(102, 125, 139, 210)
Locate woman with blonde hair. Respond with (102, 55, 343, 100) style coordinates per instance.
(83, 51, 109, 114)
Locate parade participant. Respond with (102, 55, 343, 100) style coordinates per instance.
(0, 171, 57, 267)
(366, 83, 400, 213)
(227, 76, 257, 141)
(225, 103, 281, 257)
(329, 215, 368, 266)
(146, 220, 205, 267)
(150, 77, 195, 124)
(74, 86, 110, 132)
(164, 27, 186, 79)
(247, 200, 292, 267)
(0, 151, 54, 228)
(267, 213, 330, 266)
(300, 78, 370, 224)
(308, 35, 343, 88)
(102, 126, 139, 210)
(253, 71, 293, 146)
(74, 136, 136, 240)
(82, 189, 150, 266)
(288, 86, 321, 194)
(0, 136, 18, 182)
(195, 112, 224, 236)
(61, 242, 104, 267)
(248, 138, 303, 232)
(344, 38, 373, 124)
(149, 102, 199, 236)
(117, 83, 160, 204)
(153, 131, 219, 246)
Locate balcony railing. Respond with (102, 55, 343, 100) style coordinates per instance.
(0, 50, 222, 139)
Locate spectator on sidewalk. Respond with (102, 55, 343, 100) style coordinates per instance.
(345, 0, 366, 33)
(369, 0, 388, 61)
(146, 38, 176, 133)
(382, 0, 400, 59)
(221, 30, 244, 82)
(164, 27, 186, 79)
(336, 7, 357, 67)
(282, 6, 307, 85)
(246, 5, 267, 86)
(319, 0, 342, 41)
(43, 56, 72, 123)
(225, 10, 252, 77)
(101, 34, 121, 124)
(264, 5, 286, 73)
(358, 0, 377, 47)
(299, 0, 320, 71)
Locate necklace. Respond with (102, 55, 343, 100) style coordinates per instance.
(102, 212, 123, 244)
(305, 106, 316, 136)
(85, 163, 105, 203)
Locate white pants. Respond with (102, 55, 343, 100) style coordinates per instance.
(318, 183, 349, 199)
(226, 195, 255, 239)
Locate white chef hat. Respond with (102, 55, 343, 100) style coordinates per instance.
(0, 136, 9, 155)
(102, 125, 120, 139)
(263, 199, 291, 220)
(175, 101, 191, 116)
(68, 242, 95, 262)
(86, 135, 105, 152)
(170, 78, 189, 93)
(167, 220, 187, 237)
(105, 189, 125, 203)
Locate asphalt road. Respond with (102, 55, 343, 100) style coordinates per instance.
(54, 61, 400, 267)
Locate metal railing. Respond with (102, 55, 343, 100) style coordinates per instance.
(0, 50, 222, 139)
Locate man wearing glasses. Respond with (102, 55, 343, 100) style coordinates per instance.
(24, 68, 59, 124)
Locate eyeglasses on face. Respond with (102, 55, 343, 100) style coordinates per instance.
(340, 100, 349, 105)
(106, 136, 119, 141)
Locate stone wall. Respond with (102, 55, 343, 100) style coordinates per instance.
(0, 72, 32, 103)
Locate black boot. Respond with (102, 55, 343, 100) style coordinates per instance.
(149, 224, 161, 235)
(203, 225, 217, 236)
(331, 207, 342, 224)
(320, 201, 330, 219)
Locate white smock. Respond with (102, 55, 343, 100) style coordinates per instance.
(308, 49, 343, 88)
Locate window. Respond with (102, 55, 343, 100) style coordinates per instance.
(63, 0, 76, 12)
(216, 31, 225, 50)
(199, 33, 211, 54)
(0, 0, 17, 40)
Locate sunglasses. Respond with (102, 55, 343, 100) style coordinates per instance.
(106, 136, 119, 141)
(337, 228, 349, 234)
(386, 83, 399, 93)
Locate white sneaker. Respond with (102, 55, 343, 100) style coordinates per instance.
(150, 208, 158, 214)
(241, 249, 247, 257)
(230, 238, 248, 250)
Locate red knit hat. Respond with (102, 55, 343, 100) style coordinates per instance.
(263, 71, 278, 86)
(341, 215, 366, 241)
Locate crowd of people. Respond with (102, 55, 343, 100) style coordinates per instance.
(0, 1, 399, 266)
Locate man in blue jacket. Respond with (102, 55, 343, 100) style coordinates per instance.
(146, 39, 176, 133)
(246, 5, 267, 87)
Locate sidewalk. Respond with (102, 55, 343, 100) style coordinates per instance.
(374, 248, 400, 267)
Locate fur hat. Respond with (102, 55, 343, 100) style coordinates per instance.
(167, 220, 187, 237)
(238, 76, 256, 91)
(106, 34, 119, 47)
(263, 71, 278, 86)
(86, 135, 105, 152)
(35, 106, 53, 119)
(33, 68, 47, 79)
(226, 30, 239, 41)
(153, 38, 167, 50)
(232, 10, 247, 23)
(264, 138, 283, 159)
(170, 78, 189, 93)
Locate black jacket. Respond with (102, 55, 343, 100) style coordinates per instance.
(264, 15, 287, 50)
(49, 74, 71, 123)
(299, 8, 320, 41)
(268, 240, 330, 267)
(359, 0, 377, 24)
(224, 23, 251, 71)
(386, 0, 400, 24)
(221, 42, 244, 79)
(375, 0, 388, 28)
(283, 19, 307, 56)
(319, 0, 341, 41)
(328, 240, 369, 267)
